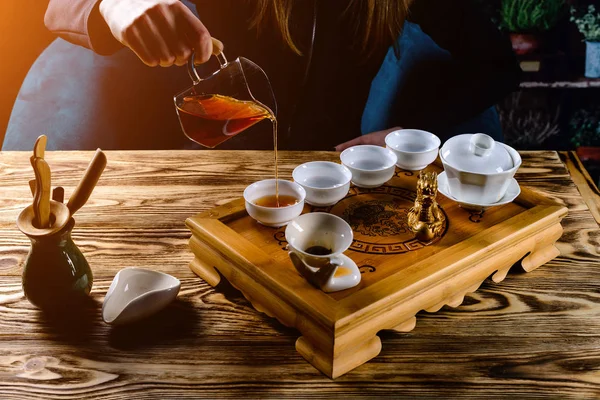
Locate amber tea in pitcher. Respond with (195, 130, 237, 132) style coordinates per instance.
(175, 51, 277, 149)
(177, 94, 273, 148)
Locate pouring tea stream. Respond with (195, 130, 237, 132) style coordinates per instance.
(174, 39, 282, 205)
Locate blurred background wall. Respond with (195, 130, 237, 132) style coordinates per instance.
(0, 1, 54, 146)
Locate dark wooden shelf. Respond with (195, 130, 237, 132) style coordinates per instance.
(520, 78, 600, 89)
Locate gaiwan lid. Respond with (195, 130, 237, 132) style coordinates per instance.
(440, 133, 514, 174)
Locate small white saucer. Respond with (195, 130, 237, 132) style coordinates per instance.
(437, 171, 520, 211)
(323, 254, 361, 293)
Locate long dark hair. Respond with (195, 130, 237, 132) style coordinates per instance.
(251, 0, 413, 57)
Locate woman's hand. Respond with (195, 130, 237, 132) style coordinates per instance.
(99, 0, 213, 67)
(334, 127, 401, 152)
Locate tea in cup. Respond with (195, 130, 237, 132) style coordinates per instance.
(244, 179, 305, 227)
(285, 213, 360, 292)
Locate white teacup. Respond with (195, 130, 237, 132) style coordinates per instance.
(340, 145, 397, 188)
(292, 161, 352, 207)
(244, 179, 306, 227)
(385, 129, 441, 171)
(285, 213, 360, 292)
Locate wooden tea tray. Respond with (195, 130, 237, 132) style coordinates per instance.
(186, 163, 567, 379)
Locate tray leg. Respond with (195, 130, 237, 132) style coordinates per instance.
(238, 291, 276, 319)
(189, 256, 221, 287)
(522, 244, 560, 272)
(522, 222, 563, 272)
(390, 316, 417, 333)
(296, 334, 382, 379)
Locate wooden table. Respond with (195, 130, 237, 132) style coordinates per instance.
(0, 150, 598, 398)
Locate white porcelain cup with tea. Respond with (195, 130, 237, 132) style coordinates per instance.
(244, 179, 306, 227)
(285, 213, 360, 292)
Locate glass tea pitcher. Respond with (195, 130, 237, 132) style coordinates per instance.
(174, 40, 277, 148)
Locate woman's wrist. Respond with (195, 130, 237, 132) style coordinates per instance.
(89, 0, 124, 55)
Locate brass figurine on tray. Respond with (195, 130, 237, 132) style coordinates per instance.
(407, 171, 446, 242)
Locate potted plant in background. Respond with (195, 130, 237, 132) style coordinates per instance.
(570, 105, 600, 162)
(571, 4, 600, 78)
(501, 0, 567, 55)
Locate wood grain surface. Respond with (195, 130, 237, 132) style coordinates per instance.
(560, 151, 600, 226)
(0, 150, 599, 398)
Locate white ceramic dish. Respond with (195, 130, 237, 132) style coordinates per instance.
(292, 161, 352, 207)
(385, 129, 440, 170)
(437, 171, 521, 211)
(340, 145, 397, 188)
(244, 179, 306, 227)
(285, 212, 360, 293)
(102, 267, 181, 325)
(440, 134, 522, 204)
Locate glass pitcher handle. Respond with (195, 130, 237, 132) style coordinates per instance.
(187, 37, 228, 85)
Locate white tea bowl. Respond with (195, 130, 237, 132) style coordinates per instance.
(292, 161, 352, 207)
(385, 129, 441, 170)
(340, 145, 397, 188)
(440, 133, 522, 204)
(285, 212, 360, 292)
(102, 267, 181, 325)
(244, 179, 306, 227)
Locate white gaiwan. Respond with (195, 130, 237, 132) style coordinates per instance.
(440, 133, 521, 204)
(102, 267, 181, 325)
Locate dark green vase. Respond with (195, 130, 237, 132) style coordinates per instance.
(21, 218, 93, 310)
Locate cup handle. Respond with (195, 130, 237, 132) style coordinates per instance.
(187, 37, 228, 85)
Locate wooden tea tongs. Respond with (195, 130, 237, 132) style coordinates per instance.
(30, 136, 52, 228)
(29, 136, 64, 203)
(22, 135, 70, 236)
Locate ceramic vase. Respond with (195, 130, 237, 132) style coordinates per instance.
(586, 41, 600, 79)
(20, 218, 93, 310)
